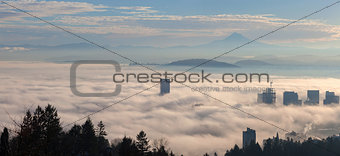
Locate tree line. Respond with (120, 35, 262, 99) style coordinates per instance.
(0, 104, 176, 156)
(1, 104, 340, 156)
(223, 133, 340, 156)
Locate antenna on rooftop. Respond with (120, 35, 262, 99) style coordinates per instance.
(270, 81, 273, 88)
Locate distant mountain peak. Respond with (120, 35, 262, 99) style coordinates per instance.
(223, 32, 249, 41)
(228, 32, 244, 37)
(197, 32, 252, 48)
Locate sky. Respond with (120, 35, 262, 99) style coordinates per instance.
(1, 2, 340, 155)
(0, 0, 340, 49)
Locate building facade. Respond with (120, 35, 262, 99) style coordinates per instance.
(304, 90, 319, 105)
(243, 128, 256, 148)
(324, 91, 339, 105)
(257, 88, 276, 104)
(283, 91, 302, 106)
(160, 78, 170, 95)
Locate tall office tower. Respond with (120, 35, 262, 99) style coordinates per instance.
(160, 78, 170, 95)
(243, 128, 256, 148)
(257, 88, 276, 104)
(283, 91, 302, 106)
(304, 90, 319, 105)
(323, 91, 339, 105)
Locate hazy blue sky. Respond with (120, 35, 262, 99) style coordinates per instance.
(0, 0, 340, 48)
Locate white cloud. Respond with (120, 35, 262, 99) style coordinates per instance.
(0, 1, 339, 46)
(115, 6, 158, 14)
(1, 62, 340, 155)
(0, 0, 108, 20)
(52, 13, 340, 43)
(0, 46, 29, 52)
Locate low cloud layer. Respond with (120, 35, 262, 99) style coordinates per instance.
(1, 62, 340, 155)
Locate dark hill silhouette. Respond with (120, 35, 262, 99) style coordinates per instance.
(235, 59, 271, 66)
(166, 59, 238, 68)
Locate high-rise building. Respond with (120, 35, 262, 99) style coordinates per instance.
(283, 91, 302, 106)
(160, 78, 170, 95)
(323, 91, 339, 105)
(304, 90, 319, 105)
(257, 88, 276, 104)
(243, 128, 256, 148)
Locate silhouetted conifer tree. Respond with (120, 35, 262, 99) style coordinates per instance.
(243, 141, 262, 156)
(80, 117, 97, 155)
(153, 145, 169, 156)
(0, 127, 9, 156)
(136, 130, 151, 155)
(96, 121, 110, 155)
(62, 124, 82, 155)
(118, 136, 138, 156)
(43, 104, 62, 155)
(225, 144, 243, 156)
(16, 105, 62, 155)
(97, 121, 107, 136)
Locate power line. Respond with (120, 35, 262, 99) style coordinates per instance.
(1, 0, 162, 127)
(180, 82, 340, 155)
(0, 1, 160, 74)
(2, 0, 338, 129)
(179, 0, 340, 74)
(62, 83, 159, 128)
(2, 1, 340, 154)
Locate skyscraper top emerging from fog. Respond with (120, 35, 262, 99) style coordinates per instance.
(243, 128, 256, 148)
(283, 91, 302, 106)
(160, 78, 170, 95)
(304, 90, 319, 105)
(324, 91, 339, 105)
(257, 88, 276, 104)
